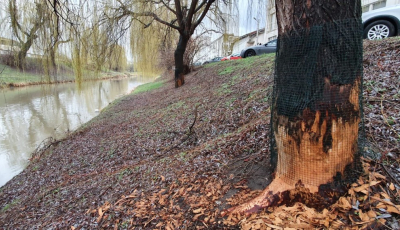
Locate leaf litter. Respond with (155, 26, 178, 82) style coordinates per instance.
(0, 39, 399, 229)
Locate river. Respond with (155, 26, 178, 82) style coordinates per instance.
(0, 76, 149, 187)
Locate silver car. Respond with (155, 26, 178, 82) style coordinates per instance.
(362, 5, 400, 40)
(240, 39, 277, 58)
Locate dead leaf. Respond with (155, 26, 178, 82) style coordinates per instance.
(193, 208, 204, 214)
(97, 208, 104, 223)
(337, 197, 352, 210)
(354, 184, 370, 192)
(193, 213, 203, 221)
(386, 205, 400, 214)
(367, 210, 377, 218)
(389, 183, 395, 191)
(289, 223, 313, 228)
(264, 223, 283, 229)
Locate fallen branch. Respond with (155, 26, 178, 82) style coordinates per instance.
(30, 137, 61, 161)
(158, 104, 200, 156)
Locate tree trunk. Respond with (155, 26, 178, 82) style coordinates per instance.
(225, 0, 363, 214)
(16, 35, 36, 70)
(49, 47, 57, 79)
(174, 34, 189, 88)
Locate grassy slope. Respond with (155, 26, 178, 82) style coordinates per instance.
(0, 37, 399, 229)
(0, 57, 131, 88)
(0, 63, 45, 85)
(0, 53, 276, 228)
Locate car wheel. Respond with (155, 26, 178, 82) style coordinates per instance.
(364, 20, 395, 40)
(245, 50, 256, 58)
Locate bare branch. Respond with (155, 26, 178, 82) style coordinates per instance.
(192, 0, 217, 33)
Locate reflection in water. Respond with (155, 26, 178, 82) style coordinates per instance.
(0, 77, 147, 187)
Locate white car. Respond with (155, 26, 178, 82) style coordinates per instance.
(362, 5, 400, 40)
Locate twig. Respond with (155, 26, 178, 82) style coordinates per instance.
(189, 104, 199, 134)
(380, 163, 400, 186)
(0, 65, 6, 75)
(158, 104, 201, 156)
(30, 137, 62, 161)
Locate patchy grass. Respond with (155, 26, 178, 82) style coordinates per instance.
(1, 199, 19, 213)
(218, 66, 235, 75)
(0, 64, 44, 85)
(132, 81, 163, 94)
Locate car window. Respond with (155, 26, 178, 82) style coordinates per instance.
(266, 40, 277, 46)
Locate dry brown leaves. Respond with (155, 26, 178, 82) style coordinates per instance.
(221, 158, 400, 229)
(90, 176, 232, 228)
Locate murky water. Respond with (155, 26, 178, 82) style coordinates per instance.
(0, 77, 148, 187)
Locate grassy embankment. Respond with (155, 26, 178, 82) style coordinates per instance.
(0, 56, 132, 88)
(0, 38, 399, 228)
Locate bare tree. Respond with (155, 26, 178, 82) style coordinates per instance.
(8, 0, 44, 70)
(113, 0, 230, 88)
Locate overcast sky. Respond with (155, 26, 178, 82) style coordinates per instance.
(237, 0, 266, 35)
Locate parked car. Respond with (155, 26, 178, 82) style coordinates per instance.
(203, 57, 222, 65)
(240, 39, 277, 58)
(229, 53, 242, 60)
(362, 5, 400, 40)
(221, 53, 242, 61)
(221, 56, 229, 61)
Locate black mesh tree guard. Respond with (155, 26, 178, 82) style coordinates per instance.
(269, 18, 364, 193)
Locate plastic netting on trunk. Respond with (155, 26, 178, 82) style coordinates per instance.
(269, 18, 365, 190)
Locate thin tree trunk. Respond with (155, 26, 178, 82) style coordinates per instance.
(174, 34, 189, 88)
(49, 48, 57, 79)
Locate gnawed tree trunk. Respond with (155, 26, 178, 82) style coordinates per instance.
(226, 0, 363, 214)
(174, 34, 189, 88)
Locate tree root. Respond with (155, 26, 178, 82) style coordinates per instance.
(222, 177, 324, 216)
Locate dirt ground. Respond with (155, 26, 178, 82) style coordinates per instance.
(0, 38, 399, 229)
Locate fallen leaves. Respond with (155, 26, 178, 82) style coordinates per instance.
(221, 158, 400, 229)
(0, 38, 399, 229)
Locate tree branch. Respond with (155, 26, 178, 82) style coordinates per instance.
(174, 0, 183, 28)
(187, 0, 199, 28)
(159, 0, 177, 15)
(117, 1, 181, 31)
(192, 0, 216, 32)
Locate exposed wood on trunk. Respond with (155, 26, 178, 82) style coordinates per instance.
(275, 78, 361, 188)
(174, 34, 189, 88)
(226, 0, 362, 214)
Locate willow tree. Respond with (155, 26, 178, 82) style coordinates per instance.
(227, 0, 363, 214)
(8, 0, 44, 70)
(38, 0, 71, 81)
(107, 44, 127, 71)
(115, 0, 228, 88)
(129, 12, 170, 77)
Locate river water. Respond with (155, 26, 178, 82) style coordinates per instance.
(0, 76, 148, 187)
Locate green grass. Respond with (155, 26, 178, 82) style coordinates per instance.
(132, 81, 163, 94)
(1, 199, 19, 213)
(218, 66, 234, 75)
(0, 64, 44, 84)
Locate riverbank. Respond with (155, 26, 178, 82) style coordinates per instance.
(0, 38, 399, 228)
(0, 61, 134, 89)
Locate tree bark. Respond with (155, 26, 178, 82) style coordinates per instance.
(225, 0, 363, 214)
(16, 33, 37, 70)
(273, 0, 362, 189)
(174, 34, 189, 88)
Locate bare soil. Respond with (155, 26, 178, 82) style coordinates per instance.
(0, 38, 399, 229)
